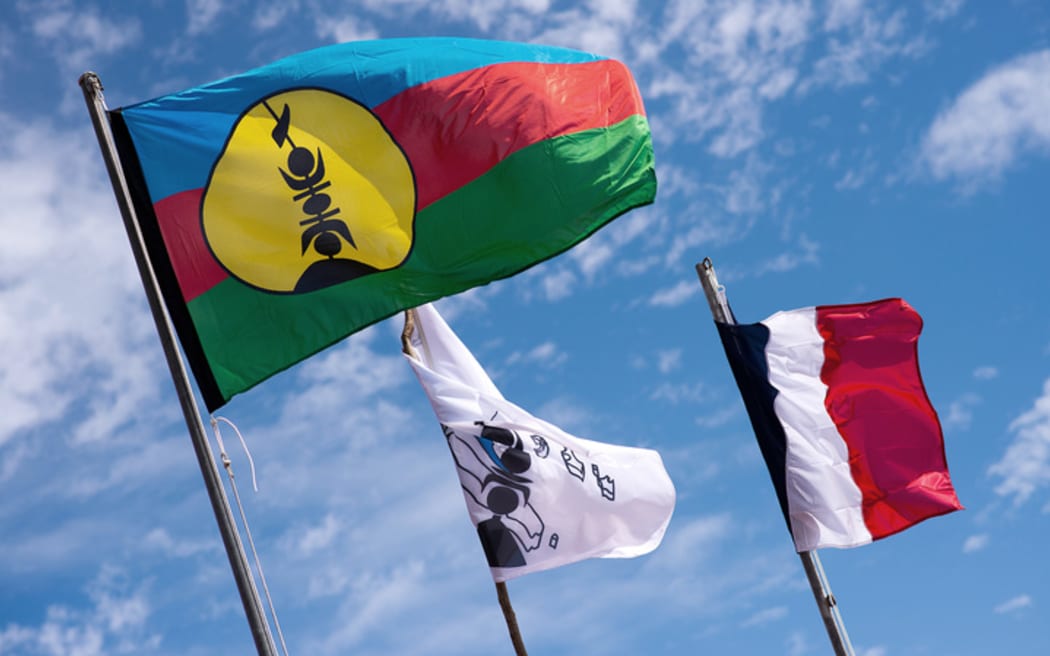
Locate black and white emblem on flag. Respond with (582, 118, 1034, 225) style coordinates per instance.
(443, 423, 547, 568)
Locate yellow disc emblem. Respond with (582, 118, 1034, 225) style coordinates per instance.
(202, 88, 416, 293)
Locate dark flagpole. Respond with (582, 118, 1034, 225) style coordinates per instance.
(401, 311, 529, 656)
(80, 72, 278, 656)
(495, 581, 529, 656)
(695, 258, 856, 656)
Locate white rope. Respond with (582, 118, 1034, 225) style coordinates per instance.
(210, 416, 291, 656)
(212, 416, 259, 491)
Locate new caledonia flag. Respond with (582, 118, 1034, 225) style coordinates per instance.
(109, 38, 656, 410)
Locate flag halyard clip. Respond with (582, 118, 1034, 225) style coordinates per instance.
(211, 415, 259, 491)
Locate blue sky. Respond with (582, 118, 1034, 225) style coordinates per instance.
(1, 1, 1048, 654)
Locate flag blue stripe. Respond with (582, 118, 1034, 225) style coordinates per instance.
(715, 321, 793, 537)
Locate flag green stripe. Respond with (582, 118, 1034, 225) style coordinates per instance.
(188, 115, 655, 400)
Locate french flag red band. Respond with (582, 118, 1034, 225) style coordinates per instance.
(717, 298, 962, 552)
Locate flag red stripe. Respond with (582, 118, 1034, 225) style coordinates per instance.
(373, 58, 644, 210)
(154, 188, 226, 302)
(817, 299, 962, 541)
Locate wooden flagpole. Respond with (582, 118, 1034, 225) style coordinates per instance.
(496, 581, 529, 656)
(401, 310, 529, 656)
(695, 257, 856, 656)
(80, 72, 278, 656)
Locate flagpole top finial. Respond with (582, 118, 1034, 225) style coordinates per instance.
(695, 257, 730, 323)
(78, 71, 101, 90)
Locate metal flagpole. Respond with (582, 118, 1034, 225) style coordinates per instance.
(695, 257, 856, 656)
(79, 72, 279, 656)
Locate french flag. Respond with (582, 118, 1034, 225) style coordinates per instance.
(716, 298, 963, 552)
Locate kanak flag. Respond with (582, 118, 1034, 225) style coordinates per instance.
(112, 37, 655, 410)
(716, 298, 962, 552)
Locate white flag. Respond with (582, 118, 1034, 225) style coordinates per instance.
(403, 304, 675, 582)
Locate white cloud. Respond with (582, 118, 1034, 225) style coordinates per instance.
(696, 405, 739, 428)
(0, 23, 12, 74)
(586, 0, 638, 24)
(294, 328, 409, 397)
(752, 234, 820, 277)
(254, 435, 470, 602)
(66, 438, 196, 499)
(825, 0, 864, 31)
(276, 385, 414, 458)
(318, 560, 428, 652)
(859, 648, 888, 656)
(651, 382, 710, 404)
(740, 605, 788, 627)
(314, 14, 380, 43)
(36, 612, 105, 656)
(186, 0, 224, 35)
(0, 565, 159, 656)
(973, 366, 999, 380)
(569, 238, 617, 281)
(568, 207, 662, 283)
(921, 50, 1050, 185)
(725, 156, 772, 214)
(804, 5, 927, 91)
(533, 7, 634, 61)
(143, 528, 218, 558)
(92, 570, 150, 633)
(252, 0, 299, 30)
(649, 279, 698, 307)
(541, 268, 577, 301)
(0, 440, 33, 483)
(787, 630, 809, 656)
(943, 393, 981, 432)
(293, 513, 342, 556)
(962, 533, 989, 554)
(657, 348, 683, 374)
(647, 0, 813, 156)
(355, 0, 551, 34)
(0, 115, 162, 452)
(0, 516, 133, 573)
(654, 514, 733, 568)
(662, 209, 757, 269)
(505, 341, 568, 369)
(0, 625, 33, 652)
(430, 287, 494, 325)
(25, 2, 142, 75)
(989, 378, 1050, 506)
(994, 594, 1032, 615)
(833, 147, 878, 191)
(834, 167, 867, 190)
(924, 0, 964, 22)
